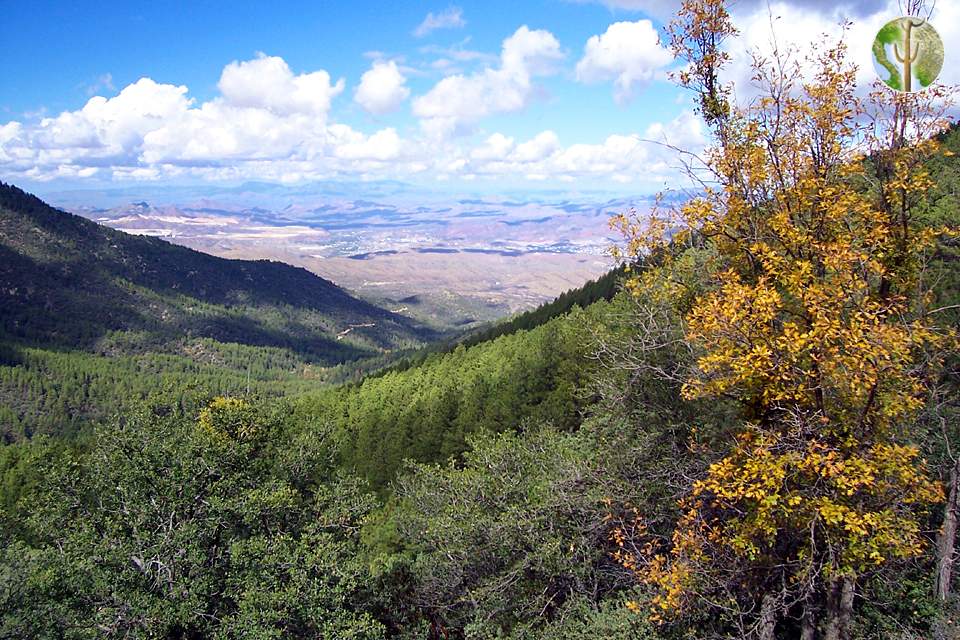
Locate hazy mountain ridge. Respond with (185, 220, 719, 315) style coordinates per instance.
(63, 192, 633, 258)
(49, 184, 627, 327)
(0, 182, 434, 360)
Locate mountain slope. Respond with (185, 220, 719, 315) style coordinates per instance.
(293, 283, 627, 490)
(0, 182, 434, 360)
(368, 264, 627, 380)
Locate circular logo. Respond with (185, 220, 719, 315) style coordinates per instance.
(872, 16, 944, 92)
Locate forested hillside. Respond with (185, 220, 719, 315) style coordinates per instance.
(369, 264, 627, 378)
(0, 178, 628, 441)
(295, 299, 609, 489)
(0, 182, 431, 355)
(0, 182, 437, 438)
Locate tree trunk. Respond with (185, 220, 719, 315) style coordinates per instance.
(838, 575, 854, 640)
(800, 605, 816, 640)
(935, 456, 960, 600)
(824, 579, 840, 640)
(824, 575, 855, 640)
(758, 592, 778, 640)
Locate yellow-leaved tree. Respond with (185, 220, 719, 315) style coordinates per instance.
(611, 1, 957, 638)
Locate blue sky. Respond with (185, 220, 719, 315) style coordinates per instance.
(1, 0, 956, 194)
(0, 1, 672, 119)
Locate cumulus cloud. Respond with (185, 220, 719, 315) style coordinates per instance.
(32, 78, 192, 163)
(514, 130, 561, 162)
(452, 109, 705, 186)
(218, 54, 344, 116)
(332, 126, 403, 161)
(0, 54, 413, 183)
(413, 6, 466, 38)
(470, 133, 515, 161)
(576, 20, 673, 103)
(354, 61, 410, 115)
(413, 26, 564, 137)
(0, 60, 704, 188)
(0, 46, 705, 190)
(0, 122, 22, 145)
(572, 1, 958, 107)
(549, 110, 703, 181)
(140, 102, 325, 164)
(0, 122, 24, 165)
(643, 109, 704, 150)
(136, 56, 346, 164)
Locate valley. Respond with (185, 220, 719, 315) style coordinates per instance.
(49, 184, 629, 326)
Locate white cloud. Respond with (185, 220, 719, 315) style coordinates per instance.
(413, 6, 466, 38)
(34, 78, 192, 161)
(139, 101, 328, 164)
(354, 61, 410, 115)
(570, 1, 958, 109)
(513, 130, 561, 162)
(553, 134, 648, 174)
(218, 53, 344, 116)
(470, 133, 515, 161)
(130, 56, 346, 165)
(0, 122, 23, 164)
(420, 40, 496, 63)
(0, 55, 413, 182)
(576, 20, 673, 103)
(0, 122, 22, 146)
(499, 26, 565, 75)
(0, 84, 704, 188)
(0, 55, 708, 190)
(412, 26, 564, 137)
(420, 40, 499, 75)
(643, 109, 704, 150)
(17, 0, 953, 190)
(333, 127, 403, 161)
(456, 110, 704, 186)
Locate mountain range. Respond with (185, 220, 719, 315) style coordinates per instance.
(0, 182, 434, 362)
(46, 184, 630, 326)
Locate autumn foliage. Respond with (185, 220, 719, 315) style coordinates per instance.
(612, 0, 957, 636)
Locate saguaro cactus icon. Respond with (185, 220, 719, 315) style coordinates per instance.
(895, 17, 925, 92)
(872, 16, 943, 91)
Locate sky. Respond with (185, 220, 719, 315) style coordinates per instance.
(1, 0, 957, 195)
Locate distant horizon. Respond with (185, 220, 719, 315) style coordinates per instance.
(21, 177, 669, 210)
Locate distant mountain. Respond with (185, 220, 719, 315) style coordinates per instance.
(52, 189, 621, 331)
(0, 182, 434, 363)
